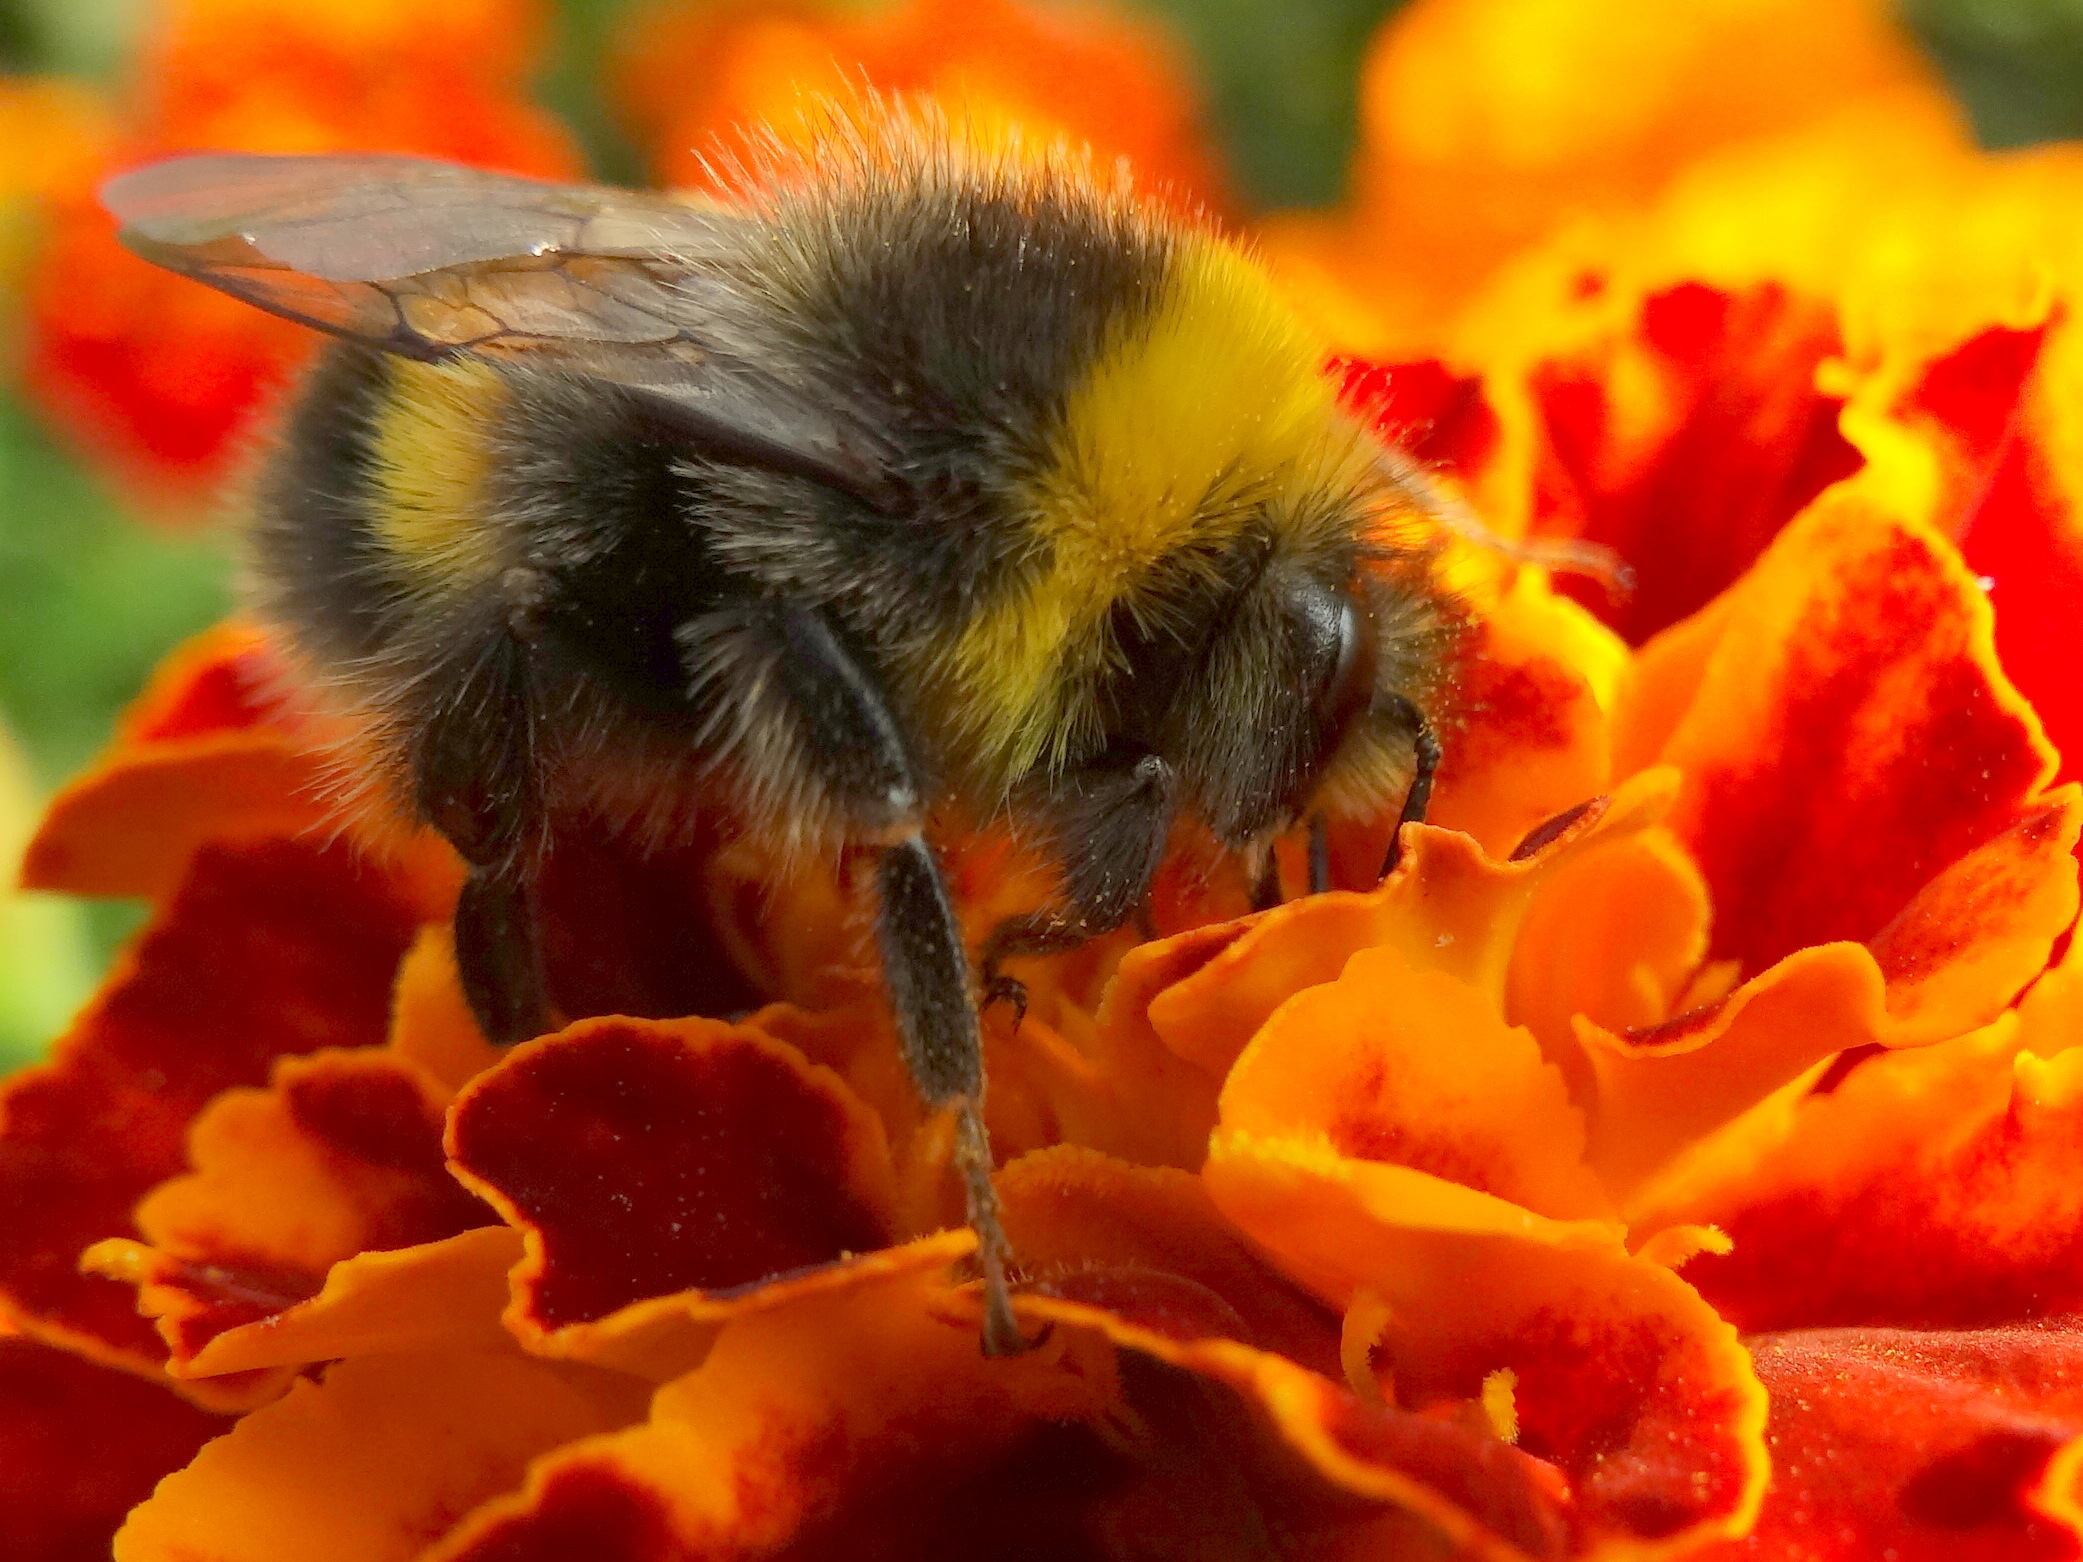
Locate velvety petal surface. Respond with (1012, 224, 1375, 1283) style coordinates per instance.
(1696, 1323, 2083, 1560)
(446, 1015, 900, 1355)
(114, 1349, 650, 1562)
(0, 841, 421, 1377)
(1632, 939, 2083, 1333)
(1619, 494, 2067, 984)
(0, 1334, 223, 1562)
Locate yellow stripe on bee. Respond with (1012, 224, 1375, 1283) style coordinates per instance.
(367, 358, 510, 593)
(943, 232, 1372, 786)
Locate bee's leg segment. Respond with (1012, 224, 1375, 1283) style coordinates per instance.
(981, 752, 1176, 1019)
(876, 836, 1020, 1356)
(711, 604, 1023, 1355)
(454, 867, 551, 1046)
(414, 637, 553, 1047)
(1307, 813, 1332, 896)
(1252, 811, 1334, 907)
(1248, 852, 1283, 912)
(1379, 695, 1443, 880)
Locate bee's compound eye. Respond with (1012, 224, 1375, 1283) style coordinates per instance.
(1285, 575, 1377, 769)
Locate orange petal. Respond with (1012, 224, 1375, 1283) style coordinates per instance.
(138, 1051, 486, 1263)
(1580, 944, 1893, 1199)
(0, 841, 419, 1378)
(18, 621, 457, 907)
(114, 1349, 650, 1562)
(1869, 788, 2083, 1039)
(0, 1335, 222, 1562)
(1022, 1297, 1579, 1560)
(1205, 1129, 1624, 1313)
(1010, 930, 1228, 1173)
(491, 1230, 974, 1382)
(1145, 767, 1680, 1080)
(385, 924, 500, 1095)
(419, 1261, 1111, 1561)
(998, 1145, 1342, 1376)
(160, 1226, 518, 1378)
(1373, 1240, 1763, 1553)
(19, 625, 322, 900)
(1205, 1129, 1764, 1556)
(1220, 945, 1613, 1222)
(1628, 937, 2083, 1333)
(1507, 826, 1713, 1080)
(1428, 571, 1624, 859)
(71, 1050, 494, 1401)
(21, 739, 336, 901)
(446, 1016, 899, 1348)
(1699, 1324, 2083, 1560)
(1619, 493, 2065, 982)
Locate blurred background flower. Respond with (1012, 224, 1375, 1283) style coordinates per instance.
(0, 0, 2078, 1066)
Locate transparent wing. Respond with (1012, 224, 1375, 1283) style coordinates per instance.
(104, 152, 745, 280)
(103, 153, 902, 508)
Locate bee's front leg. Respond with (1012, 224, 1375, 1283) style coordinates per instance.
(682, 600, 1026, 1357)
(979, 751, 1176, 1024)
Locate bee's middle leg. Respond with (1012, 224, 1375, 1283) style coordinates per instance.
(980, 750, 1177, 1023)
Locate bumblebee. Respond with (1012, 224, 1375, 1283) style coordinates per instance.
(104, 111, 1462, 1355)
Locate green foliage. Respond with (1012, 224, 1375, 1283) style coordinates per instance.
(1906, 0, 2083, 143)
(0, 401, 231, 791)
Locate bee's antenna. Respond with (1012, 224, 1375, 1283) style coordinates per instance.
(1374, 447, 1636, 603)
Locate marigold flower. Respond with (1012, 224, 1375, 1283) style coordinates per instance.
(6, 1, 2083, 1559)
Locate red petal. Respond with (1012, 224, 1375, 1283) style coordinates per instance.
(81, 1050, 492, 1392)
(0, 1336, 222, 1562)
(1334, 355, 1501, 477)
(0, 841, 420, 1373)
(1624, 494, 2062, 980)
(1632, 945, 2083, 1332)
(114, 622, 286, 744)
(1692, 1324, 2083, 1560)
(1532, 282, 1865, 644)
(1918, 321, 2083, 797)
(535, 826, 763, 1025)
(446, 1016, 897, 1334)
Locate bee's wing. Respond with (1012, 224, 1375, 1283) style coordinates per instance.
(103, 153, 903, 508)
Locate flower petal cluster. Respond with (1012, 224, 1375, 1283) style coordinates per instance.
(4, 1, 2083, 1559)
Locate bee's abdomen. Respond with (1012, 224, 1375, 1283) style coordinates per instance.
(248, 343, 418, 673)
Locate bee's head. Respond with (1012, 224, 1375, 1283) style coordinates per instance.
(1099, 529, 1459, 851)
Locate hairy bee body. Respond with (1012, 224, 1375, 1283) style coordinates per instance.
(107, 113, 1463, 1354)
